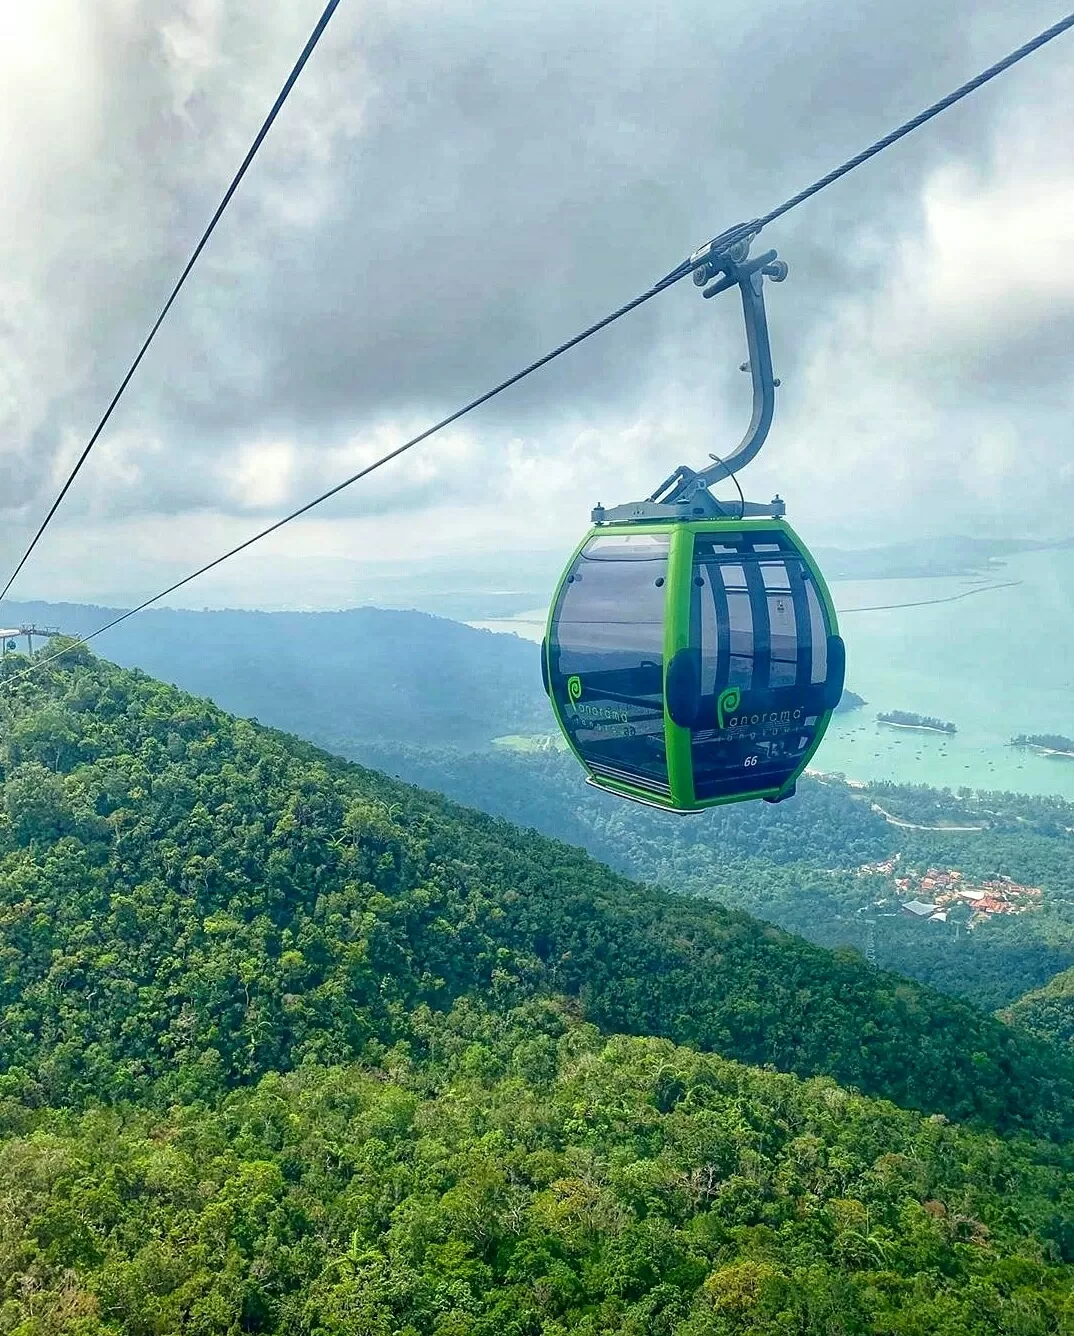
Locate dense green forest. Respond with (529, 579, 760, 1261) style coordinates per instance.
(349, 743, 1074, 1011)
(5, 1000, 1074, 1335)
(1004, 965, 1074, 1048)
(2, 648, 1070, 1132)
(5, 650, 1074, 1330)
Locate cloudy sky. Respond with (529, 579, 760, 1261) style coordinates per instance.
(1, 0, 1072, 610)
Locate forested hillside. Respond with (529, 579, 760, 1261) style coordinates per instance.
(1005, 965, 1074, 1048)
(1, 647, 1073, 1135)
(5, 649, 1074, 1331)
(15, 595, 1068, 1013)
(2, 646, 1074, 1138)
(350, 742, 1074, 1010)
(4, 1002, 1074, 1335)
(28, 597, 1063, 1011)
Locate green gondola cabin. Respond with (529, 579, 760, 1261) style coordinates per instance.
(541, 236, 846, 811)
(543, 519, 843, 811)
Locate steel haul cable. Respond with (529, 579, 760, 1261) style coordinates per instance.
(0, 0, 344, 605)
(3, 10, 1073, 689)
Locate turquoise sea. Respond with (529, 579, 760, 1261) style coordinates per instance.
(470, 547, 1074, 800)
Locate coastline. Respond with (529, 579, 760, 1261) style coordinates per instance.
(877, 720, 955, 736)
(1008, 740, 1074, 760)
(838, 578, 1021, 614)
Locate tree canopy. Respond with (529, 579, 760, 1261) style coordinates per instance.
(4, 651, 1074, 1331)
(3, 1001, 1074, 1335)
(1004, 964, 1074, 1049)
(1, 651, 1073, 1136)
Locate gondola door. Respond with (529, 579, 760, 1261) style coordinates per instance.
(680, 525, 843, 804)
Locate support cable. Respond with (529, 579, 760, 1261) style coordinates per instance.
(0, 0, 344, 603)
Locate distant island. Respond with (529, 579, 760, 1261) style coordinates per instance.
(835, 689, 866, 714)
(1011, 733, 1074, 758)
(877, 710, 957, 734)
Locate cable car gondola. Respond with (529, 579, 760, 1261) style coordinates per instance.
(543, 238, 844, 811)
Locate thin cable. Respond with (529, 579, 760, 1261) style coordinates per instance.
(0, 279, 677, 687)
(4, 11, 1074, 686)
(657, 11, 1074, 286)
(0, 0, 344, 605)
(758, 12, 1074, 229)
(708, 452, 746, 519)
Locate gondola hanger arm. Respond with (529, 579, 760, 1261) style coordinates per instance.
(594, 238, 788, 525)
(654, 242, 787, 495)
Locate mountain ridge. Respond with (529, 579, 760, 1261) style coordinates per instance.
(1, 599, 547, 747)
(2, 645, 1073, 1142)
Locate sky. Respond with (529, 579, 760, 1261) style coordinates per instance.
(1, 0, 1072, 611)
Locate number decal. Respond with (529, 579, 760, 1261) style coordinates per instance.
(744, 754, 758, 768)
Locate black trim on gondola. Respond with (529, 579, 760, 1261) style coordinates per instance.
(709, 556, 731, 691)
(666, 648, 701, 728)
(743, 557, 771, 690)
(824, 634, 847, 710)
(785, 560, 813, 687)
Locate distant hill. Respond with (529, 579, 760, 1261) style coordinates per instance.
(1004, 965, 1074, 1048)
(814, 534, 1074, 580)
(7, 595, 873, 755)
(3, 598, 547, 747)
(835, 687, 866, 712)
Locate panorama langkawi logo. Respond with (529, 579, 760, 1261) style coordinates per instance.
(716, 686, 741, 729)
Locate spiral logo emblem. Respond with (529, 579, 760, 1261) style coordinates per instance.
(566, 675, 583, 704)
(717, 685, 741, 729)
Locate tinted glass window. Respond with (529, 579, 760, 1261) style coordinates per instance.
(549, 534, 670, 794)
(690, 532, 833, 800)
(806, 581, 828, 685)
(768, 591, 797, 687)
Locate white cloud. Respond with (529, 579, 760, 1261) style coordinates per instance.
(772, 69, 1074, 541)
(1, 0, 1073, 607)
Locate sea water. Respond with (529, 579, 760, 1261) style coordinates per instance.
(469, 547, 1074, 799)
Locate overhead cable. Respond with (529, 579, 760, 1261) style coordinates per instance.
(759, 12, 1074, 229)
(659, 10, 1074, 286)
(0, 0, 344, 604)
(4, 10, 1073, 686)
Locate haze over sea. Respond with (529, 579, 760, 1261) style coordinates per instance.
(470, 546, 1074, 800)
